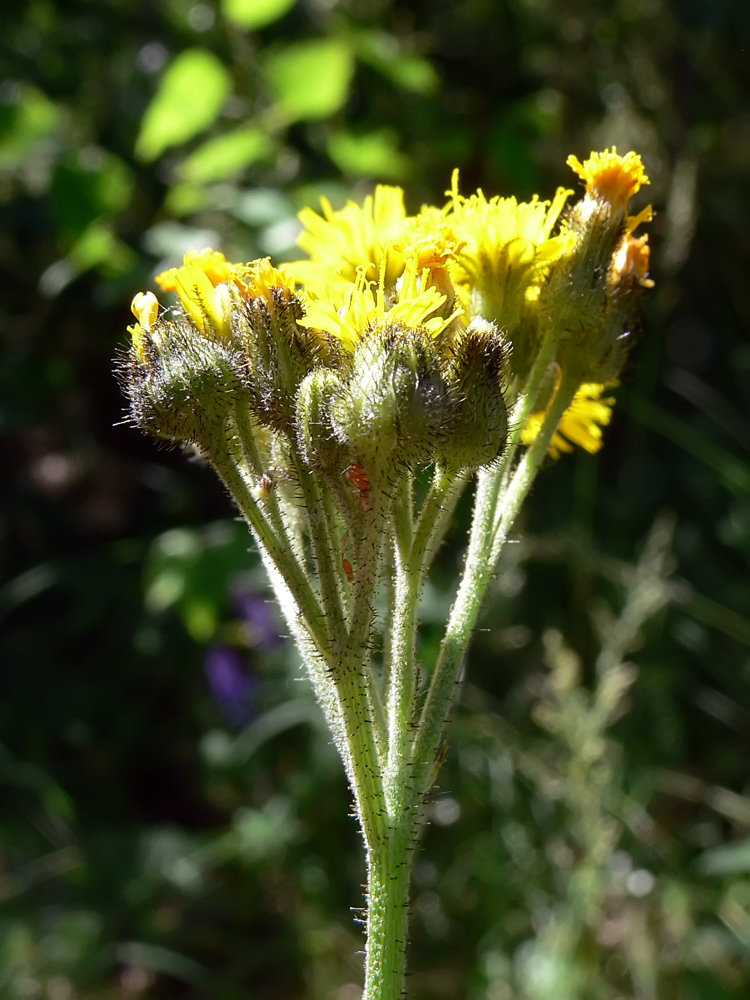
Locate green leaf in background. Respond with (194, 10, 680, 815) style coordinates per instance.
(50, 150, 133, 242)
(327, 128, 410, 180)
(698, 838, 750, 876)
(222, 0, 296, 30)
(144, 522, 259, 643)
(266, 39, 354, 122)
(164, 182, 211, 216)
(354, 29, 438, 96)
(0, 84, 58, 169)
(180, 126, 272, 184)
(135, 49, 232, 162)
(69, 221, 135, 276)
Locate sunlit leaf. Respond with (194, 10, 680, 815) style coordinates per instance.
(327, 129, 410, 180)
(136, 49, 232, 162)
(68, 221, 135, 276)
(222, 0, 296, 30)
(164, 182, 211, 216)
(180, 126, 272, 183)
(266, 39, 353, 122)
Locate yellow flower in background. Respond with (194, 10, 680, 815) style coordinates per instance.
(287, 185, 408, 291)
(522, 382, 615, 458)
(567, 147, 650, 222)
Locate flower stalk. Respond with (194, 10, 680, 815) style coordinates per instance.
(118, 148, 654, 999)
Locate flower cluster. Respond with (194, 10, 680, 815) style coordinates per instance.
(121, 149, 653, 512)
(118, 150, 654, 1000)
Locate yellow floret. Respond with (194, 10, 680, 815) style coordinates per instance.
(567, 148, 649, 216)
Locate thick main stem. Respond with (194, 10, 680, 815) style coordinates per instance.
(364, 821, 416, 1000)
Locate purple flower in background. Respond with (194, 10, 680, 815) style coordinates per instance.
(204, 645, 257, 729)
(232, 588, 284, 650)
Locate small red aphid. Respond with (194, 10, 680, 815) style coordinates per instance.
(342, 557, 354, 583)
(345, 462, 372, 512)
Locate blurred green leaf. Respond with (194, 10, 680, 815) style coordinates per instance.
(0, 84, 58, 169)
(135, 49, 232, 162)
(164, 181, 211, 216)
(699, 838, 750, 876)
(116, 942, 210, 988)
(354, 30, 438, 95)
(40, 220, 136, 295)
(266, 39, 354, 122)
(327, 128, 410, 180)
(69, 222, 136, 275)
(50, 150, 133, 242)
(222, 0, 296, 30)
(144, 522, 258, 642)
(626, 393, 750, 498)
(180, 126, 272, 184)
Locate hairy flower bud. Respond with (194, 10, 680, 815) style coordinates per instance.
(121, 314, 245, 450)
(239, 269, 342, 434)
(331, 323, 452, 480)
(296, 368, 349, 473)
(439, 319, 509, 471)
(552, 148, 654, 382)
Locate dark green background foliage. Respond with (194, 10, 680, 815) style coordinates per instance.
(2, 0, 750, 997)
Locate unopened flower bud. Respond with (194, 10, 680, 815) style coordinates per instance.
(439, 319, 509, 471)
(239, 260, 342, 434)
(296, 368, 349, 473)
(582, 233, 655, 384)
(548, 149, 654, 382)
(331, 323, 452, 479)
(121, 314, 245, 450)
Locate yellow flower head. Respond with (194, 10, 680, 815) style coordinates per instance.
(298, 258, 457, 353)
(234, 257, 298, 315)
(395, 208, 464, 271)
(391, 207, 466, 310)
(154, 248, 238, 340)
(288, 185, 408, 291)
(128, 291, 160, 363)
(567, 148, 649, 217)
(522, 382, 615, 458)
(610, 233, 655, 291)
(447, 170, 574, 328)
(155, 248, 237, 291)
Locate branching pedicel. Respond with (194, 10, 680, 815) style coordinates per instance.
(119, 149, 654, 1000)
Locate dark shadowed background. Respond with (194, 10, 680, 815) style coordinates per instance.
(2, 1, 750, 997)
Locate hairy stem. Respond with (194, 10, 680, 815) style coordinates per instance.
(211, 442, 329, 657)
(412, 368, 581, 796)
(364, 819, 416, 1000)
